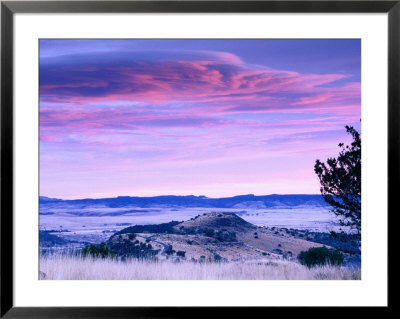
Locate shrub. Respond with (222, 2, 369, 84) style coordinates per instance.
(298, 247, 344, 268)
(165, 245, 175, 255)
(176, 251, 186, 257)
(81, 243, 113, 259)
(128, 233, 136, 240)
(202, 228, 215, 237)
(106, 237, 160, 260)
(215, 230, 236, 242)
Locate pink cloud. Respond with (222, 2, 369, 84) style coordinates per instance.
(40, 54, 355, 115)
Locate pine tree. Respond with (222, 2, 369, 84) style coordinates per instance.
(314, 125, 361, 234)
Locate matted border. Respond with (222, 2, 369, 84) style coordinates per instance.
(1, 1, 397, 317)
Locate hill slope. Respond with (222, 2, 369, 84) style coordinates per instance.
(107, 212, 327, 262)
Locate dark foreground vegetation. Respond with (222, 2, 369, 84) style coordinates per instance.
(81, 240, 160, 260)
(298, 247, 344, 268)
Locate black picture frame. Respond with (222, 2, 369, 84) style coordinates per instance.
(1, 0, 396, 317)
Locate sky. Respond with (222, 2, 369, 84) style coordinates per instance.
(39, 39, 361, 199)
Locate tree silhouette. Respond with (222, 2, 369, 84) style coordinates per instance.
(314, 125, 361, 234)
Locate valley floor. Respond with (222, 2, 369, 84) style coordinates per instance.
(39, 255, 360, 280)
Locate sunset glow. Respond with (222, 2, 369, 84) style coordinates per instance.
(39, 39, 361, 199)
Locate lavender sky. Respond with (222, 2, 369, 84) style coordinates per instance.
(39, 39, 361, 199)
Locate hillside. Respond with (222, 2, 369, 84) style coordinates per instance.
(106, 212, 328, 262)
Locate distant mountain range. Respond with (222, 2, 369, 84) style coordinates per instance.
(39, 194, 328, 208)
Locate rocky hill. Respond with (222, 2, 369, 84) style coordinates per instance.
(106, 212, 327, 262)
(175, 212, 257, 234)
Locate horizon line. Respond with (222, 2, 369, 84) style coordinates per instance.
(39, 193, 323, 201)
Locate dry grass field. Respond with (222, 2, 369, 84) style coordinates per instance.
(39, 255, 360, 280)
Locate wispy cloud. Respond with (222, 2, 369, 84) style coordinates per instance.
(39, 41, 360, 199)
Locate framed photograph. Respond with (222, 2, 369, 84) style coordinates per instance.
(1, 0, 395, 316)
